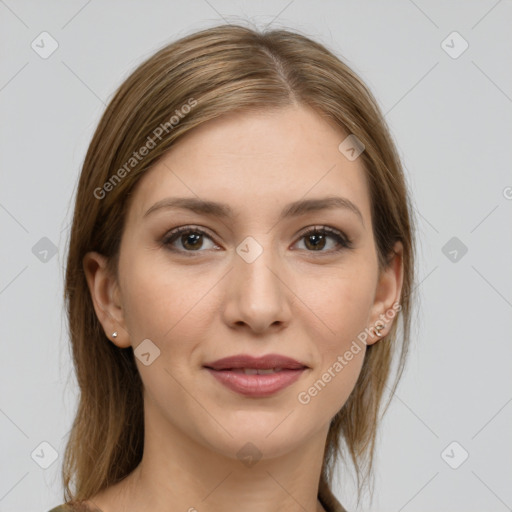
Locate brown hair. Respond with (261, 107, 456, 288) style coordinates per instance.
(62, 22, 417, 509)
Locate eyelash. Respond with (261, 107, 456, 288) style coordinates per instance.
(161, 225, 353, 256)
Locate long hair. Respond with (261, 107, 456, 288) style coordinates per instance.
(62, 22, 417, 509)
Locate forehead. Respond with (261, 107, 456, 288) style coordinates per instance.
(127, 105, 372, 226)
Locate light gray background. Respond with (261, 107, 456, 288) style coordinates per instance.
(1, 1, 511, 511)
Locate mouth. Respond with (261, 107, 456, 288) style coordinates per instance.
(203, 353, 309, 371)
(209, 367, 291, 375)
(204, 367, 308, 397)
(202, 353, 309, 397)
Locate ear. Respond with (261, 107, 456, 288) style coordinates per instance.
(82, 251, 131, 348)
(366, 241, 404, 346)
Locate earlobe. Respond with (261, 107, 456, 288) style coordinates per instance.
(82, 251, 130, 348)
(367, 241, 404, 346)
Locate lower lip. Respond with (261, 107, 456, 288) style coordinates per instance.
(205, 368, 307, 397)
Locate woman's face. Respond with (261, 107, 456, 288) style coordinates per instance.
(86, 104, 402, 461)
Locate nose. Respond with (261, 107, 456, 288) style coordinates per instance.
(221, 237, 292, 334)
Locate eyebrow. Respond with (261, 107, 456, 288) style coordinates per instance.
(143, 195, 365, 226)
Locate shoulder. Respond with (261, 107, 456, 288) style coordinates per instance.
(48, 506, 72, 512)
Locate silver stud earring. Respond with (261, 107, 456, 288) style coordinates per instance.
(375, 324, 385, 336)
(112, 331, 118, 339)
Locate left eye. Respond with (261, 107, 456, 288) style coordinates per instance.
(161, 226, 352, 254)
(295, 226, 353, 253)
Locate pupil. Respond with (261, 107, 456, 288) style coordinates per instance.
(183, 233, 202, 250)
(307, 233, 325, 250)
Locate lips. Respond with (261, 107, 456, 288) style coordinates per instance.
(203, 353, 308, 371)
(203, 353, 309, 397)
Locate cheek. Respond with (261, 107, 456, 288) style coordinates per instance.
(294, 267, 375, 349)
(296, 349, 365, 423)
(292, 270, 373, 412)
(119, 246, 211, 341)
(121, 273, 171, 341)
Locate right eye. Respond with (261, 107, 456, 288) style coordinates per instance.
(161, 226, 220, 254)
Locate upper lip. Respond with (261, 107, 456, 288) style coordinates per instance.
(203, 353, 308, 371)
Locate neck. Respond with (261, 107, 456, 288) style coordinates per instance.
(93, 400, 331, 512)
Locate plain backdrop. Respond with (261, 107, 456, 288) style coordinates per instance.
(1, 1, 511, 511)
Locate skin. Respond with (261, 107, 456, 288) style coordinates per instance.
(83, 104, 403, 512)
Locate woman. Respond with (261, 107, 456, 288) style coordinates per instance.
(50, 23, 417, 512)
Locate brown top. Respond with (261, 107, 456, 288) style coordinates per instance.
(49, 484, 348, 512)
